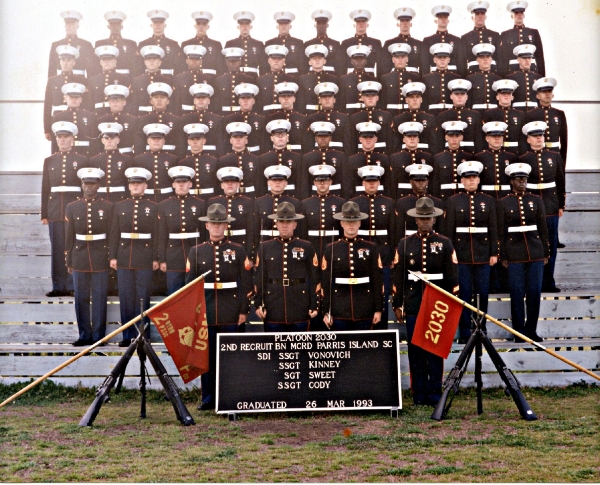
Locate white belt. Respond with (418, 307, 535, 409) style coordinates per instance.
(52, 105, 67, 113)
(73, 141, 90, 147)
(313, 183, 341, 191)
(408, 272, 443, 281)
(508, 225, 537, 233)
(225, 229, 246, 236)
(181, 104, 194, 111)
(336, 277, 370, 284)
(222, 106, 241, 112)
(169, 232, 200, 239)
(509, 59, 536, 65)
(247, 146, 260, 152)
(57, 69, 86, 76)
(358, 229, 388, 236)
(397, 183, 412, 189)
(356, 185, 383, 192)
(190, 188, 214, 195)
(239, 186, 255, 193)
(503, 142, 518, 147)
(95, 102, 110, 109)
(513, 101, 537, 107)
(204, 281, 237, 289)
(76, 233, 106, 241)
(139, 106, 153, 112)
(467, 60, 497, 67)
(314, 141, 342, 148)
(146, 144, 175, 151)
(98, 186, 125, 193)
(405, 229, 417, 235)
(387, 103, 408, 109)
(445, 141, 474, 148)
(202, 69, 217, 75)
(287, 144, 301, 150)
(440, 183, 464, 190)
(263, 104, 282, 111)
(116, 69, 130, 74)
(121, 232, 151, 239)
(144, 187, 173, 194)
(346, 67, 375, 73)
(285, 184, 296, 190)
(161, 69, 174, 75)
(119, 147, 133, 153)
(431, 65, 457, 71)
(401, 143, 429, 150)
(406, 67, 419, 72)
(429, 103, 453, 110)
(472, 103, 498, 109)
(308, 230, 339, 236)
(358, 142, 386, 149)
(51, 186, 81, 192)
(285, 68, 298, 74)
(481, 184, 510, 191)
(240, 67, 259, 74)
(322, 66, 335, 72)
(187, 145, 216, 151)
(261, 229, 279, 236)
(546, 142, 561, 148)
(346, 103, 365, 109)
(527, 182, 556, 190)
(456, 227, 488, 233)
(306, 104, 320, 110)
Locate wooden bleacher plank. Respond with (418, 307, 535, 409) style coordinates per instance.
(560, 211, 600, 231)
(0, 323, 162, 343)
(0, 215, 50, 254)
(565, 193, 600, 211)
(0, 255, 50, 277)
(0, 173, 41, 194)
(565, 172, 600, 193)
(0, 377, 194, 391)
(0, 194, 41, 214)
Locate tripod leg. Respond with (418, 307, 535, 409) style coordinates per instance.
(138, 339, 147, 419)
(480, 334, 537, 421)
(431, 333, 477, 421)
(141, 339, 195, 426)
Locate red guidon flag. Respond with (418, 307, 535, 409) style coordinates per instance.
(413, 284, 463, 359)
(147, 278, 209, 383)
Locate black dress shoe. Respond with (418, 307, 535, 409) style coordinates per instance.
(528, 333, 544, 343)
(557, 242, 566, 248)
(197, 401, 215, 411)
(543, 286, 561, 293)
(514, 336, 526, 343)
(71, 339, 93, 347)
(46, 290, 65, 297)
(118, 339, 132, 347)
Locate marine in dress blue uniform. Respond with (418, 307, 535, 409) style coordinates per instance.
(88, 46, 131, 117)
(338, 45, 378, 115)
(350, 82, 394, 155)
(97, 85, 138, 155)
(217, 122, 260, 198)
(254, 202, 319, 332)
(138, 10, 186, 76)
(297, 45, 339, 114)
(443, 161, 498, 342)
(303, 10, 344, 75)
(171, 45, 216, 116)
(390, 122, 435, 198)
(95, 11, 140, 78)
(340, 10, 382, 77)
(431, 121, 471, 201)
(265, 13, 305, 77)
(475, 121, 516, 201)
(506, 44, 542, 113)
(265, 82, 309, 155)
(158, 166, 206, 294)
(380, 43, 422, 117)
(350, 166, 395, 330)
(223, 83, 268, 155)
(65, 168, 112, 345)
(213, 48, 254, 114)
(519, 121, 565, 292)
(179, 123, 219, 200)
(256, 46, 297, 113)
(181, 11, 225, 78)
(224, 12, 267, 78)
(466, 43, 502, 111)
(109, 167, 159, 346)
(461, 2, 500, 74)
(497, 163, 549, 341)
(391, 82, 437, 153)
(42, 122, 89, 296)
(392, 197, 459, 405)
(422, 43, 461, 116)
(129, 45, 173, 115)
(186, 203, 253, 410)
(322, 201, 384, 331)
(421, 6, 466, 77)
(380, 8, 423, 77)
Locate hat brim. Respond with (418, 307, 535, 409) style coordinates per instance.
(128, 177, 149, 183)
(267, 214, 305, 220)
(332, 213, 368, 221)
(406, 207, 444, 218)
(198, 216, 236, 222)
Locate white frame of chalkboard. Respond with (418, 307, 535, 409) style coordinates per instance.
(215, 329, 402, 414)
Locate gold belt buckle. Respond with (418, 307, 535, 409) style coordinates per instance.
(214, 282, 223, 290)
(84, 235, 94, 241)
(130, 233, 139, 239)
(282, 278, 289, 286)
(348, 278, 358, 285)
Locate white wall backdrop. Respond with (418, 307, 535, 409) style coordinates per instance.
(0, 0, 598, 171)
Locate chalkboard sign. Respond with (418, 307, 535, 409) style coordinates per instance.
(216, 330, 401, 414)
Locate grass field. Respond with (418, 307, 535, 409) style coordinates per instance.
(0, 381, 598, 482)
